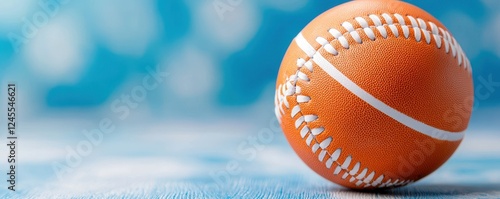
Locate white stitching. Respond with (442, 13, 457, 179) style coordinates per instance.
(312, 143, 321, 153)
(318, 36, 339, 55)
(319, 136, 332, 148)
(356, 168, 368, 180)
(394, 14, 406, 25)
(305, 134, 314, 146)
(291, 105, 301, 118)
(312, 127, 325, 136)
(326, 14, 472, 72)
(318, 149, 328, 161)
(274, 13, 470, 188)
(363, 171, 375, 185)
(355, 17, 369, 28)
(342, 22, 363, 44)
(341, 155, 352, 170)
(388, 24, 399, 38)
(304, 61, 314, 72)
(349, 162, 360, 176)
(297, 72, 310, 82)
(364, 27, 377, 41)
(300, 126, 310, 138)
(382, 13, 393, 24)
(369, 14, 382, 26)
(296, 95, 310, 103)
(372, 175, 385, 187)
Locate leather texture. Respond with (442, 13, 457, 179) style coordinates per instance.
(275, 0, 473, 189)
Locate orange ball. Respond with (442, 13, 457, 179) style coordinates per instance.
(274, 0, 473, 189)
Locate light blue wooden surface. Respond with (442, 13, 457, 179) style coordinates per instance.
(1, 121, 499, 198)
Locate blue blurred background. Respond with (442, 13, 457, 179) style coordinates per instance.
(0, 0, 498, 129)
